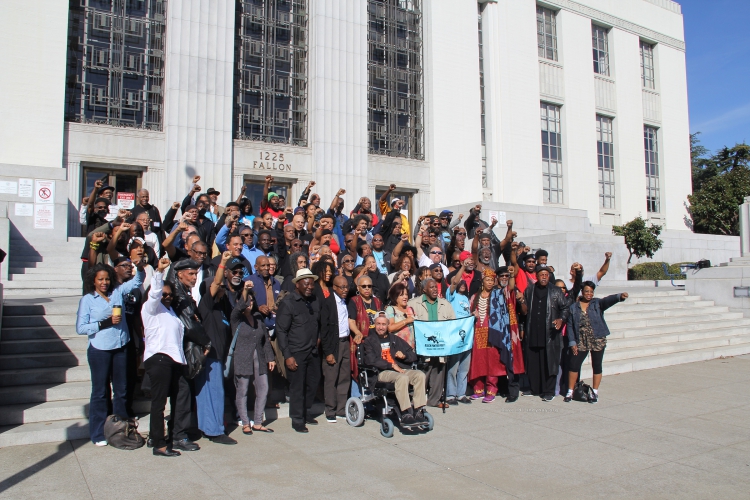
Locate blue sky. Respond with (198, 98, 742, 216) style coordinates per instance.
(681, 0, 750, 153)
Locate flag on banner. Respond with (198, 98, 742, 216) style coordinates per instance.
(414, 317, 475, 357)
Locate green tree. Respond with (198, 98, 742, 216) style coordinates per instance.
(612, 216, 664, 264)
(687, 137, 750, 236)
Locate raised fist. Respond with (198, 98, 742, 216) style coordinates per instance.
(91, 232, 107, 243)
(473, 204, 481, 213)
(192, 175, 201, 184)
(82, 196, 89, 205)
(157, 256, 171, 272)
(337, 188, 346, 196)
(94, 180, 103, 189)
(172, 201, 181, 210)
(389, 184, 396, 190)
(605, 252, 613, 260)
(221, 251, 232, 262)
(506, 219, 513, 227)
(244, 280, 254, 291)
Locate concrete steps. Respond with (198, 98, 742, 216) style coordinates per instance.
(5, 238, 84, 297)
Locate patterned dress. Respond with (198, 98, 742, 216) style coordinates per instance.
(577, 308, 607, 352)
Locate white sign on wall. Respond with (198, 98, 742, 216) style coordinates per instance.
(0, 181, 18, 195)
(34, 179, 55, 204)
(15, 203, 33, 216)
(18, 178, 33, 198)
(488, 211, 507, 226)
(34, 204, 54, 229)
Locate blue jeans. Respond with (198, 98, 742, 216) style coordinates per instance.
(88, 343, 129, 443)
(195, 357, 225, 436)
(446, 351, 471, 399)
(350, 378, 361, 398)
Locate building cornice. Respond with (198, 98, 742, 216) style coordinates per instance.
(543, 0, 686, 52)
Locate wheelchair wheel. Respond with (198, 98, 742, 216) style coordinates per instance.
(345, 397, 365, 427)
(380, 418, 394, 438)
(422, 410, 434, 431)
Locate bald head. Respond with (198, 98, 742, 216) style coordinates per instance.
(255, 255, 270, 278)
(333, 275, 348, 299)
(137, 189, 150, 207)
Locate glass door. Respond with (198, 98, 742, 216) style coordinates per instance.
(375, 189, 413, 230)
(243, 180, 290, 216)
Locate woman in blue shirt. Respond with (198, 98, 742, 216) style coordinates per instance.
(445, 272, 472, 404)
(76, 260, 145, 446)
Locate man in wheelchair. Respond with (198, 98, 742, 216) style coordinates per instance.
(363, 314, 428, 427)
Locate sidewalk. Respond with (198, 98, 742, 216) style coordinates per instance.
(1, 356, 749, 499)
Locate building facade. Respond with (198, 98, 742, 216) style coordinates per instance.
(1, 0, 692, 238)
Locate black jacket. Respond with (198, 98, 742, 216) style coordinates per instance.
(567, 294, 623, 347)
(446, 269, 482, 297)
(131, 203, 164, 240)
(171, 280, 211, 347)
(523, 283, 572, 374)
(363, 331, 417, 371)
(275, 290, 321, 359)
(367, 270, 390, 305)
(314, 284, 340, 359)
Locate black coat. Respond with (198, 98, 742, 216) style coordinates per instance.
(523, 283, 572, 375)
(314, 284, 340, 359)
(363, 332, 417, 371)
(171, 280, 211, 347)
(367, 270, 390, 305)
(229, 298, 274, 377)
(275, 290, 321, 359)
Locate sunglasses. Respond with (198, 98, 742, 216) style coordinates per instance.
(498, 274, 511, 279)
(191, 251, 208, 257)
(240, 233, 252, 238)
(456, 232, 467, 236)
(162, 292, 174, 298)
(430, 251, 443, 255)
(342, 259, 354, 264)
(359, 284, 373, 289)
(228, 269, 244, 274)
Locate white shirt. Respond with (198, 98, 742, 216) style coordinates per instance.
(143, 231, 160, 258)
(141, 271, 186, 364)
(335, 293, 350, 338)
(417, 253, 449, 276)
(191, 267, 204, 305)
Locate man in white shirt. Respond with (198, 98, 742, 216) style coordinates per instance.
(322, 276, 352, 423)
(135, 212, 161, 258)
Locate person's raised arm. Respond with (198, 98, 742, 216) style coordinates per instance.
(162, 201, 180, 232)
(298, 180, 315, 207)
(261, 175, 272, 211)
(510, 241, 519, 275)
(107, 223, 130, 259)
(415, 221, 428, 260)
(498, 219, 515, 252)
(464, 204, 480, 232)
(86, 179, 103, 215)
(143, 257, 171, 315)
(89, 232, 107, 270)
(596, 252, 612, 281)
(163, 220, 188, 259)
(329, 188, 345, 211)
(210, 251, 232, 298)
(390, 232, 408, 263)
(235, 183, 246, 205)
(182, 177, 201, 213)
(448, 213, 463, 230)
(378, 184, 396, 216)
(449, 260, 466, 293)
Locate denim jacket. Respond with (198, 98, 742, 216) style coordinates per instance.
(566, 294, 623, 347)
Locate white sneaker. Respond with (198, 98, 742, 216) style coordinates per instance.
(326, 417, 337, 423)
(94, 441, 107, 447)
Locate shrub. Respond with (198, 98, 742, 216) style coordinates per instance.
(628, 262, 695, 281)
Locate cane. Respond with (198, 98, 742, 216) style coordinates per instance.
(442, 357, 448, 414)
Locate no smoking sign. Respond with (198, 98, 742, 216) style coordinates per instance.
(34, 180, 55, 204)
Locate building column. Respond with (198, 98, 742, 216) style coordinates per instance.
(66, 161, 81, 237)
(162, 0, 236, 206)
(308, 0, 369, 206)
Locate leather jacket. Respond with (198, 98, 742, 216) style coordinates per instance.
(523, 283, 572, 338)
(172, 279, 211, 346)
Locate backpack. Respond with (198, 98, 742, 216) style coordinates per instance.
(572, 380, 594, 402)
(103, 414, 145, 450)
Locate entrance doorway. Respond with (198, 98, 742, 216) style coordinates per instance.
(375, 188, 413, 230)
(83, 168, 142, 204)
(242, 179, 290, 217)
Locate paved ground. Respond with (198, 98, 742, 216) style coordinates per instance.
(1, 356, 749, 499)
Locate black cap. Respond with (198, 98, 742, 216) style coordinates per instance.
(99, 185, 114, 193)
(227, 257, 246, 270)
(173, 259, 200, 271)
(207, 187, 220, 195)
(535, 264, 550, 275)
(112, 256, 130, 267)
(429, 263, 442, 271)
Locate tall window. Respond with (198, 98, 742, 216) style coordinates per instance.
(236, 0, 309, 145)
(478, 3, 487, 188)
(592, 25, 610, 76)
(640, 41, 656, 89)
(537, 6, 558, 61)
(541, 103, 563, 204)
(597, 115, 616, 209)
(644, 126, 661, 213)
(368, 0, 424, 160)
(65, 0, 167, 130)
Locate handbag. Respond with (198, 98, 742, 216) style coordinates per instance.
(184, 340, 211, 380)
(103, 414, 145, 450)
(572, 380, 594, 402)
(223, 324, 242, 378)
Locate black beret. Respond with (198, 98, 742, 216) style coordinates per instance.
(173, 259, 200, 271)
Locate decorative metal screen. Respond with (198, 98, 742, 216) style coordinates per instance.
(592, 25, 610, 76)
(368, 0, 424, 160)
(65, 0, 166, 130)
(644, 126, 661, 213)
(478, 3, 487, 188)
(597, 115, 616, 209)
(541, 103, 564, 204)
(640, 41, 656, 89)
(537, 6, 558, 62)
(236, 0, 308, 145)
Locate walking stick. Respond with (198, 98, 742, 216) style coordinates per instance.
(442, 357, 448, 414)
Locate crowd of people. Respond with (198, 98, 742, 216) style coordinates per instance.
(75, 174, 627, 457)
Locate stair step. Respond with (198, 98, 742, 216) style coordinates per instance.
(604, 305, 730, 321)
(2, 281, 82, 290)
(0, 418, 90, 448)
(9, 267, 82, 276)
(608, 317, 750, 337)
(605, 334, 750, 361)
(0, 366, 90, 386)
(580, 343, 750, 379)
(597, 290, 688, 298)
(0, 337, 89, 355)
(3, 288, 84, 297)
(607, 311, 745, 329)
(1, 325, 79, 340)
(2, 297, 84, 317)
(0, 399, 150, 426)
(1, 315, 77, 328)
(606, 300, 714, 313)
(608, 326, 750, 350)
(0, 351, 87, 370)
(625, 295, 701, 304)
(9, 274, 85, 282)
(0, 382, 92, 405)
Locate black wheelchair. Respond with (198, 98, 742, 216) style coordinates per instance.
(344, 346, 434, 438)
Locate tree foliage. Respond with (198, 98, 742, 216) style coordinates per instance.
(687, 134, 750, 236)
(612, 216, 664, 264)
